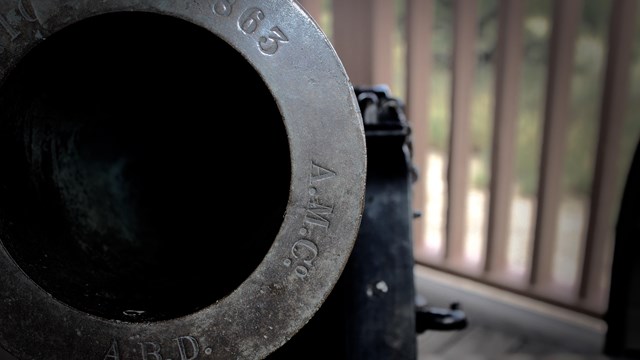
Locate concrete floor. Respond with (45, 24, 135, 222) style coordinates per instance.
(415, 266, 609, 360)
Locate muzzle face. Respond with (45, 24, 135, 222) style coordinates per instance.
(0, 1, 366, 359)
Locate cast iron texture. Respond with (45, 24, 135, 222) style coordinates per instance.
(268, 86, 418, 359)
(0, 1, 366, 359)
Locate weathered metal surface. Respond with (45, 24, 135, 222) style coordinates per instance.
(342, 87, 417, 359)
(0, 1, 366, 359)
(269, 87, 418, 359)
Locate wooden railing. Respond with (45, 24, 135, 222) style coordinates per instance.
(296, 0, 639, 317)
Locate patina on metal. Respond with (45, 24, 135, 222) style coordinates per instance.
(0, 1, 366, 359)
(269, 86, 419, 360)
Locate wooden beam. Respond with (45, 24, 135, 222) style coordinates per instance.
(406, 0, 434, 253)
(579, 0, 637, 310)
(296, 0, 323, 23)
(445, 0, 477, 264)
(530, 0, 583, 287)
(485, 0, 524, 275)
(332, 0, 370, 85)
(332, 0, 394, 86)
(372, 0, 395, 86)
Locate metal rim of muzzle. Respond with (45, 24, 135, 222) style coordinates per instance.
(0, 1, 366, 359)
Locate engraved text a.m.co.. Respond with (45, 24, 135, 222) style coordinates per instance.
(304, 162, 336, 230)
(310, 162, 336, 183)
(284, 162, 337, 280)
(304, 200, 332, 229)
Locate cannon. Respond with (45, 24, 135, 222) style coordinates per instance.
(0, 1, 367, 359)
(0, 1, 469, 359)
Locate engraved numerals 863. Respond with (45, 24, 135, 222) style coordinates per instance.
(212, 0, 289, 55)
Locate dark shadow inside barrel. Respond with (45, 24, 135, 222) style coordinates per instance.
(0, 12, 291, 322)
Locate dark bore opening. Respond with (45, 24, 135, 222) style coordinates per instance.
(0, 12, 291, 322)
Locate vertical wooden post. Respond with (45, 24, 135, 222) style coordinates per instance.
(333, 0, 371, 85)
(530, 0, 583, 288)
(579, 0, 637, 311)
(296, 0, 323, 23)
(445, 0, 477, 264)
(485, 0, 524, 275)
(372, 0, 395, 86)
(406, 0, 434, 253)
(333, 0, 394, 86)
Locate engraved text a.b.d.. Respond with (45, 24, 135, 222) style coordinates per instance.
(103, 337, 200, 360)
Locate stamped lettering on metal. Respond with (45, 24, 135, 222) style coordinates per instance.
(104, 337, 202, 360)
(212, 0, 236, 17)
(139, 342, 162, 360)
(175, 336, 199, 360)
(0, 0, 41, 74)
(239, 7, 264, 35)
(283, 162, 337, 279)
(311, 162, 336, 182)
(0, 0, 39, 42)
(292, 239, 318, 267)
(0, 14, 20, 41)
(304, 197, 333, 229)
(259, 26, 288, 55)
(17, 0, 37, 23)
(104, 340, 120, 360)
(212, 1, 289, 55)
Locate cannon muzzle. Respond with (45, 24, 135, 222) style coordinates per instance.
(0, 1, 366, 359)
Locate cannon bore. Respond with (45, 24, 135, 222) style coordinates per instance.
(0, 2, 366, 359)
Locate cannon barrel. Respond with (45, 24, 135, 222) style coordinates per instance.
(0, 1, 366, 359)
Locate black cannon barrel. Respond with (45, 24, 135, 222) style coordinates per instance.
(0, 1, 366, 359)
